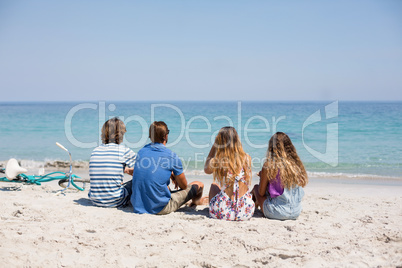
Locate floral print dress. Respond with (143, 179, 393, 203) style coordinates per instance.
(209, 169, 255, 221)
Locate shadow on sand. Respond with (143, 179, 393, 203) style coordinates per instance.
(73, 197, 94, 207)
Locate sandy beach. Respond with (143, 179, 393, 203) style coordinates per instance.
(0, 170, 401, 267)
(1, 0, 401, 266)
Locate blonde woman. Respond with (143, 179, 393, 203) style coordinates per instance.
(253, 132, 308, 220)
(204, 126, 255, 221)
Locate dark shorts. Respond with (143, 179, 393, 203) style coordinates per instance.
(118, 180, 132, 207)
(157, 185, 198, 215)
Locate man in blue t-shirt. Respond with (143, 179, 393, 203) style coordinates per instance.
(131, 121, 204, 214)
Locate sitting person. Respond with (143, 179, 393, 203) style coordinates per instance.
(88, 117, 136, 207)
(204, 126, 255, 221)
(253, 132, 308, 220)
(131, 121, 204, 215)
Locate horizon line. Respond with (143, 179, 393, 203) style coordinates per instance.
(1, 100, 402, 104)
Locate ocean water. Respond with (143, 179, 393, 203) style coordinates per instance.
(0, 101, 401, 179)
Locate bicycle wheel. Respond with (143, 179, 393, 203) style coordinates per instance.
(58, 177, 90, 191)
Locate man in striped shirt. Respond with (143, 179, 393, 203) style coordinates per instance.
(89, 117, 136, 207)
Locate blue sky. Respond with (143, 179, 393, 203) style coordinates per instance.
(0, 0, 401, 101)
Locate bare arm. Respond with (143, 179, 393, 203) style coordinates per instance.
(170, 172, 178, 189)
(245, 154, 252, 185)
(258, 163, 269, 197)
(173, 172, 188, 190)
(204, 145, 216, 174)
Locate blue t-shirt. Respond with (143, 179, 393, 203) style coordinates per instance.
(131, 143, 183, 214)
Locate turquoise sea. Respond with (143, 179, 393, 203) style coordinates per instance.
(0, 101, 401, 179)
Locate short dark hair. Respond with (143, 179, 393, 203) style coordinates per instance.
(101, 117, 126, 144)
(149, 121, 169, 143)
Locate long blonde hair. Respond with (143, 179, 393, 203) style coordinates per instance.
(210, 127, 251, 186)
(264, 132, 308, 189)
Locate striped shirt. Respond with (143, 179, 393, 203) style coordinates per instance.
(88, 143, 136, 207)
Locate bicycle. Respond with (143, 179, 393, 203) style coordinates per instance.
(0, 142, 89, 193)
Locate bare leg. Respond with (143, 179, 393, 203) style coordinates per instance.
(209, 183, 221, 202)
(253, 184, 267, 214)
(189, 181, 205, 206)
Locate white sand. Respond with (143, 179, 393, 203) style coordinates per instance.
(0, 172, 401, 267)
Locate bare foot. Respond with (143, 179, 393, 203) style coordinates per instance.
(185, 196, 208, 208)
(190, 195, 207, 207)
(200, 196, 209, 205)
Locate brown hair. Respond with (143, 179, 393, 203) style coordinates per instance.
(101, 117, 126, 144)
(264, 132, 308, 189)
(149, 121, 169, 143)
(211, 126, 251, 186)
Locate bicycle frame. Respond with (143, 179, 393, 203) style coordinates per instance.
(0, 142, 87, 192)
(55, 142, 75, 193)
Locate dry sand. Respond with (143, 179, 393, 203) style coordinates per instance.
(0, 172, 401, 267)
